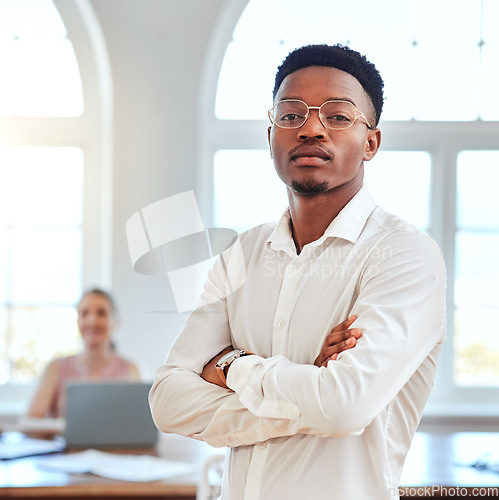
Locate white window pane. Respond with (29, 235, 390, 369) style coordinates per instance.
(481, 0, 499, 120)
(0, 41, 18, 116)
(454, 306, 499, 387)
(455, 232, 499, 308)
(215, 40, 279, 120)
(454, 229, 499, 387)
(0, 147, 83, 225)
(11, 228, 81, 304)
(0, 228, 6, 304)
(368, 43, 414, 122)
(17, 39, 83, 117)
(483, 0, 499, 43)
(9, 306, 79, 381)
(414, 0, 481, 45)
(410, 0, 481, 120)
(457, 151, 499, 230)
(0, 1, 83, 117)
(0, 39, 83, 117)
(480, 44, 499, 121)
(0, 306, 7, 383)
(412, 43, 479, 121)
(214, 150, 288, 233)
(364, 151, 431, 230)
(0, 0, 67, 39)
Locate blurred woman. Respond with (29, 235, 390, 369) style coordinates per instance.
(27, 288, 141, 418)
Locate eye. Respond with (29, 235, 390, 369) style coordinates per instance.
(97, 308, 109, 318)
(280, 113, 305, 122)
(325, 113, 352, 123)
(274, 101, 307, 125)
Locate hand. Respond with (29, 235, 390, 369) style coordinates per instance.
(314, 315, 362, 368)
(201, 346, 234, 388)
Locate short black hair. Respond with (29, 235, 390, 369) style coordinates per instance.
(273, 44, 384, 126)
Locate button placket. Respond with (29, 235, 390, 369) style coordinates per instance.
(272, 257, 307, 354)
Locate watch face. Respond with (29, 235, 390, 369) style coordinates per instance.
(219, 349, 240, 365)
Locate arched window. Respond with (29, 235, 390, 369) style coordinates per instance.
(201, 0, 499, 416)
(0, 0, 112, 382)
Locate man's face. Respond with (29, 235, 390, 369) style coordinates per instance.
(268, 66, 380, 197)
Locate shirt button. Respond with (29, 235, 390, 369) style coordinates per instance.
(258, 442, 267, 450)
(277, 320, 286, 328)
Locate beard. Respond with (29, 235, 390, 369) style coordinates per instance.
(291, 180, 329, 195)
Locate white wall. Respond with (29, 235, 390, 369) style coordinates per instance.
(89, 0, 227, 377)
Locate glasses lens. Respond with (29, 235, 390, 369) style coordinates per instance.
(320, 101, 358, 129)
(273, 100, 308, 128)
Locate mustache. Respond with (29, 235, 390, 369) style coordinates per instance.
(288, 143, 333, 159)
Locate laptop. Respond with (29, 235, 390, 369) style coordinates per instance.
(64, 382, 159, 448)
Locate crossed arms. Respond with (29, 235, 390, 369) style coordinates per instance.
(201, 315, 361, 389)
(149, 230, 446, 448)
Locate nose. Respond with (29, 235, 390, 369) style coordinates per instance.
(84, 312, 98, 325)
(297, 109, 326, 141)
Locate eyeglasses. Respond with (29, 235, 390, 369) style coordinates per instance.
(268, 99, 373, 130)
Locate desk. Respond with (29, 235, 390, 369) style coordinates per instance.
(400, 432, 499, 498)
(1, 432, 499, 499)
(0, 433, 214, 499)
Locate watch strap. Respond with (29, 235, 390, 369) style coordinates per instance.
(216, 349, 253, 385)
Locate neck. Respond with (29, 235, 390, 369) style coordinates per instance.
(288, 180, 362, 254)
(81, 344, 113, 362)
(78, 345, 114, 378)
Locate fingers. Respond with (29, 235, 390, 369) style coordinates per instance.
(313, 315, 362, 367)
(324, 335, 358, 359)
(324, 353, 338, 364)
(325, 315, 359, 345)
(314, 334, 360, 367)
(325, 326, 362, 348)
(330, 314, 357, 333)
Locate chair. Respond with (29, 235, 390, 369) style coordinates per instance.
(196, 453, 225, 500)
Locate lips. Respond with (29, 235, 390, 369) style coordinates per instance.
(289, 145, 332, 166)
(83, 328, 104, 336)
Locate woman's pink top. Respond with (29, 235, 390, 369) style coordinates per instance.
(50, 354, 137, 418)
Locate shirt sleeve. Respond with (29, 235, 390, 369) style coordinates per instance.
(226, 230, 447, 438)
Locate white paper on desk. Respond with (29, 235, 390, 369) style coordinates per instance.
(35, 449, 113, 473)
(36, 449, 195, 481)
(93, 455, 195, 481)
(0, 434, 66, 460)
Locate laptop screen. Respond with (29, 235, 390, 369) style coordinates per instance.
(64, 382, 158, 448)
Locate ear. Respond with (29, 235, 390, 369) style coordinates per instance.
(363, 128, 381, 161)
(268, 126, 273, 158)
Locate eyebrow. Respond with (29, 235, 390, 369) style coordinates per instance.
(278, 96, 358, 107)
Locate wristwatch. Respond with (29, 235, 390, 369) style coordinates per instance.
(216, 349, 253, 384)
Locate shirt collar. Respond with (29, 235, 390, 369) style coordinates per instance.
(266, 185, 377, 253)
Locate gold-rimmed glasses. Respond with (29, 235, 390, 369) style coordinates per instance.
(268, 99, 373, 130)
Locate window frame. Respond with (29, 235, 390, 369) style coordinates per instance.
(199, 0, 499, 422)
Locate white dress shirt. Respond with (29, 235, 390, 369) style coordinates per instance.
(149, 186, 446, 500)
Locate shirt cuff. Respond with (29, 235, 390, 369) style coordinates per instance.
(227, 354, 301, 420)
